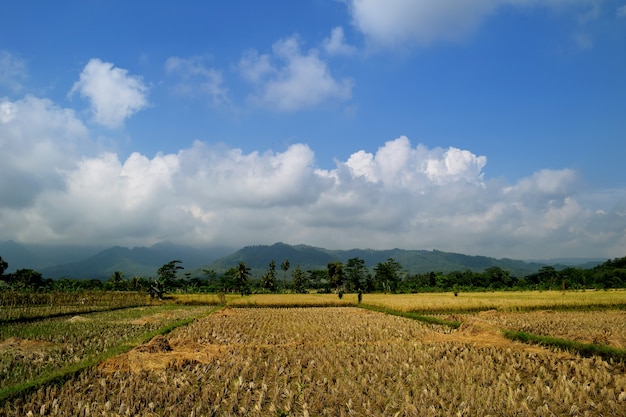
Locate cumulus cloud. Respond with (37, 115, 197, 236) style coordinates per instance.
(165, 56, 229, 106)
(69, 58, 149, 128)
(0, 96, 623, 258)
(0, 50, 27, 93)
(3, 123, 625, 259)
(327, 136, 487, 189)
(348, 0, 607, 47)
(0, 95, 89, 209)
(239, 35, 353, 111)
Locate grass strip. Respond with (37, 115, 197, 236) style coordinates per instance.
(502, 329, 626, 362)
(0, 306, 222, 406)
(359, 304, 461, 329)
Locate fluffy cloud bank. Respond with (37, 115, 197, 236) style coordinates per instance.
(1, 94, 624, 259)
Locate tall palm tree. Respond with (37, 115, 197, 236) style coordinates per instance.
(261, 260, 277, 292)
(235, 261, 251, 296)
(280, 259, 290, 293)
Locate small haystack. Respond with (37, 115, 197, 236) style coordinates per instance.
(98, 336, 223, 375)
(135, 335, 172, 353)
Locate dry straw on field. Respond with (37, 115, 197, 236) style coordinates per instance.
(5, 307, 626, 416)
(0, 305, 214, 393)
(469, 309, 626, 349)
(227, 293, 356, 307)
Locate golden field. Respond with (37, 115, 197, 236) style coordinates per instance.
(3, 305, 626, 416)
(360, 289, 626, 313)
(464, 309, 626, 349)
(219, 289, 626, 312)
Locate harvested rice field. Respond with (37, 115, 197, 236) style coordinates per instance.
(0, 305, 215, 394)
(461, 309, 626, 349)
(3, 306, 626, 416)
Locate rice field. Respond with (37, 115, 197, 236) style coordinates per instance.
(3, 306, 626, 416)
(466, 309, 626, 349)
(0, 291, 149, 322)
(361, 289, 626, 313)
(0, 304, 216, 397)
(223, 289, 626, 312)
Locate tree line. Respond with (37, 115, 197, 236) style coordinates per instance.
(1, 254, 625, 294)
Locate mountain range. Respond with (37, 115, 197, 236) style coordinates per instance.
(0, 240, 231, 279)
(0, 241, 606, 280)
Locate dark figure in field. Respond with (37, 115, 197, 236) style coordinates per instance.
(148, 285, 164, 300)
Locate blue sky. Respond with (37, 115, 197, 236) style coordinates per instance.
(1, 0, 625, 259)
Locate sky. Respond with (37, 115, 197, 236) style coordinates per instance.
(1, 0, 625, 260)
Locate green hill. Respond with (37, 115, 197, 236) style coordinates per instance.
(204, 243, 550, 277)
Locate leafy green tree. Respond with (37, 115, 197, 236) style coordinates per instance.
(128, 276, 147, 291)
(280, 259, 290, 292)
(374, 258, 402, 293)
(9, 269, 44, 291)
(291, 264, 308, 293)
(203, 269, 217, 280)
(156, 260, 184, 291)
(108, 271, 125, 290)
(345, 257, 366, 292)
(221, 268, 237, 292)
(202, 269, 219, 291)
(235, 261, 251, 296)
(327, 261, 344, 293)
(483, 266, 512, 289)
(559, 267, 585, 289)
(261, 260, 277, 292)
(364, 273, 375, 292)
(0, 256, 8, 278)
(308, 269, 329, 291)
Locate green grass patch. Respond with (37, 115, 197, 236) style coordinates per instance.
(359, 303, 462, 329)
(502, 329, 626, 362)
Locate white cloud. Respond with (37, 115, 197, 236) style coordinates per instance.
(1, 112, 625, 258)
(506, 168, 577, 198)
(0, 50, 27, 93)
(239, 35, 353, 111)
(0, 95, 89, 209)
(618, 5, 626, 18)
(0, 100, 17, 123)
(335, 136, 487, 188)
(348, 0, 608, 48)
(165, 56, 229, 106)
(323, 27, 357, 56)
(69, 58, 149, 128)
